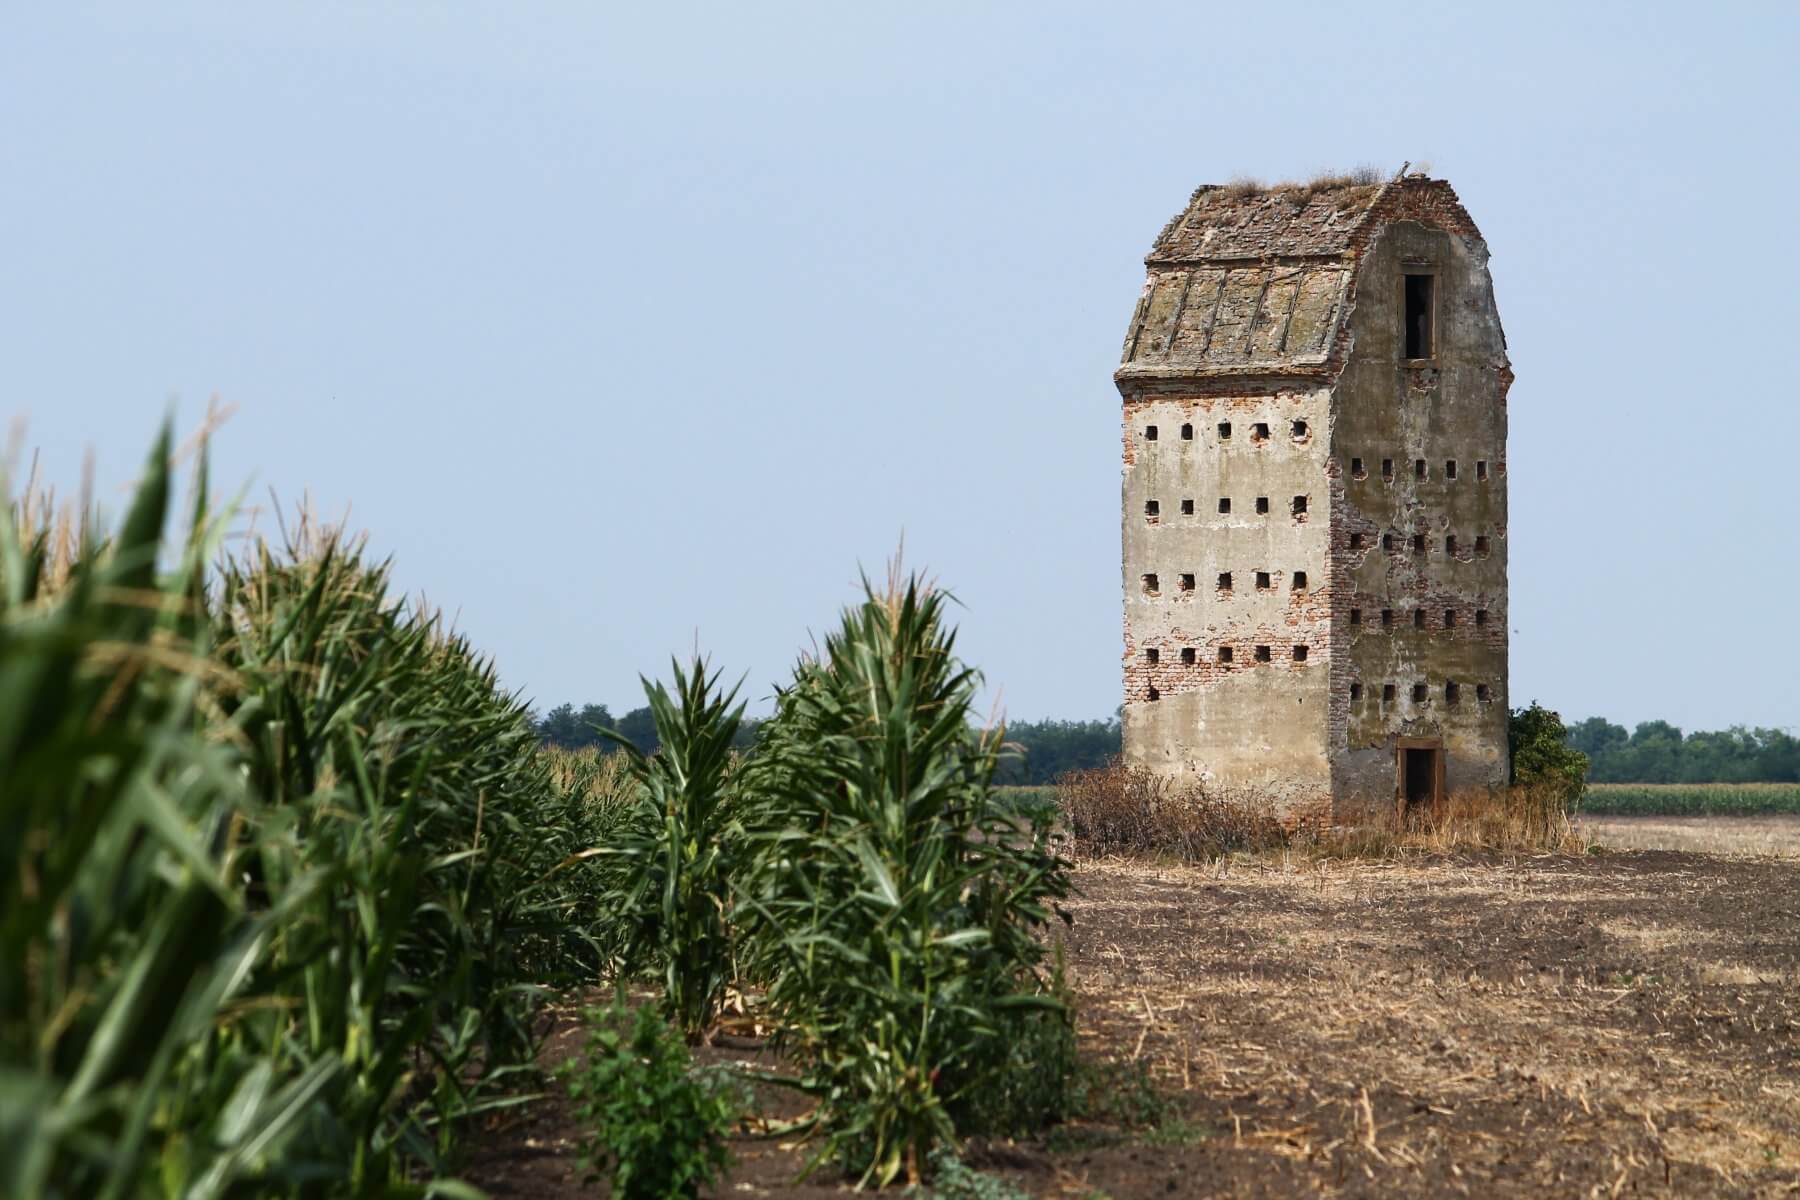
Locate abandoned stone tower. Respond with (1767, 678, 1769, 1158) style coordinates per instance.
(1117, 173, 1510, 823)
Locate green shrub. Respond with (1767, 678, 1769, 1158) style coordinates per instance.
(909, 1149, 1032, 1200)
(556, 994, 740, 1200)
(1510, 703, 1590, 809)
(737, 570, 1073, 1186)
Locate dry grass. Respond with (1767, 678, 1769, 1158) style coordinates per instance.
(1058, 766, 1581, 865)
(1577, 814, 1800, 858)
(1219, 165, 1385, 201)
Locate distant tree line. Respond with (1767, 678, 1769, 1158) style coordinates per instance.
(533, 701, 761, 756)
(534, 701, 1796, 785)
(1564, 719, 1800, 783)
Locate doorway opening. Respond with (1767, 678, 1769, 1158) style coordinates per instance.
(1396, 740, 1443, 814)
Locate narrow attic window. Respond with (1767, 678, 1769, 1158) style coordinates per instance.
(1218, 421, 1232, 440)
(1256, 496, 1270, 514)
(1382, 458, 1395, 481)
(1476, 460, 1489, 481)
(1412, 682, 1429, 703)
(1255, 571, 1272, 590)
(1181, 423, 1194, 440)
(1350, 607, 1362, 625)
(1404, 273, 1434, 359)
(1350, 682, 1363, 701)
(1292, 571, 1308, 590)
(1292, 495, 1309, 516)
(1219, 497, 1232, 514)
(1382, 683, 1396, 704)
(1351, 457, 1365, 478)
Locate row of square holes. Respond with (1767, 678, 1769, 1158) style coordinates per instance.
(1145, 496, 1309, 517)
(1143, 661, 1492, 705)
(1137, 423, 1495, 484)
(1142, 420, 1303, 443)
(1351, 681, 1493, 705)
(1141, 570, 1496, 616)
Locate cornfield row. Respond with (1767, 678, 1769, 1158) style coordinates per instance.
(4, 427, 1074, 1195)
(1580, 782, 1800, 816)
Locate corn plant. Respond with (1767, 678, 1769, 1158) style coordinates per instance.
(736, 572, 1072, 1187)
(2, 424, 607, 1195)
(597, 656, 746, 1041)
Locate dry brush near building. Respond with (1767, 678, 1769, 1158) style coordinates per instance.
(1117, 173, 1510, 824)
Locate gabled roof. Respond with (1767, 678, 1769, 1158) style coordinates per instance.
(1119, 175, 1483, 384)
(1148, 180, 1385, 264)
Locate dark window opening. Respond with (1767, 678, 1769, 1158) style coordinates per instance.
(1446, 535, 1458, 554)
(1382, 683, 1397, 703)
(1404, 272, 1434, 358)
(1145, 425, 1158, 441)
(1446, 459, 1458, 479)
(1414, 458, 1427, 479)
(1350, 532, 1365, 550)
(1412, 533, 1426, 553)
(1351, 456, 1365, 478)
(1350, 682, 1364, 701)
(1218, 497, 1232, 514)
(1445, 681, 1461, 705)
(1180, 498, 1194, 515)
(1350, 607, 1362, 625)
(1255, 571, 1272, 590)
(1292, 495, 1309, 515)
(1217, 572, 1232, 591)
(1293, 644, 1309, 662)
(1476, 684, 1491, 703)
(1444, 609, 1456, 628)
(1475, 608, 1489, 627)
(1382, 458, 1395, 480)
(1413, 608, 1426, 629)
(1381, 608, 1394, 628)
(1218, 421, 1232, 440)
(1218, 645, 1233, 663)
(1291, 419, 1309, 439)
(1179, 573, 1195, 592)
(1382, 533, 1396, 551)
(1476, 460, 1488, 481)
(1180, 647, 1196, 665)
(1145, 500, 1160, 517)
(1252, 422, 1270, 441)
(1142, 573, 1159, 595)
(1180, 422, 1194, 440)
(1412, 682, 1428, 703)
(1475, 535, 1490, 555)
(1147, 684, 1160, 701)
(1145, 647, 1159, 663)
(1254, 644, 1271, 662)
(1256, 496, 1270, 514)
(1292, 571, 1308, 590)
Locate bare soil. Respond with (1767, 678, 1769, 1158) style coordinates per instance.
(466, 848, 1800, 1197)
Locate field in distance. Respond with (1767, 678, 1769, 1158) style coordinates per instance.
(1581, 782, 1800, 816)
(1577, 814, 1800, 857)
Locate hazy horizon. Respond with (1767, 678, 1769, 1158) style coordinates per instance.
(5, 2, 1796, 732)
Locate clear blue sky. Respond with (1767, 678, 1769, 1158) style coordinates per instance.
(5, 2, 1796, 732)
